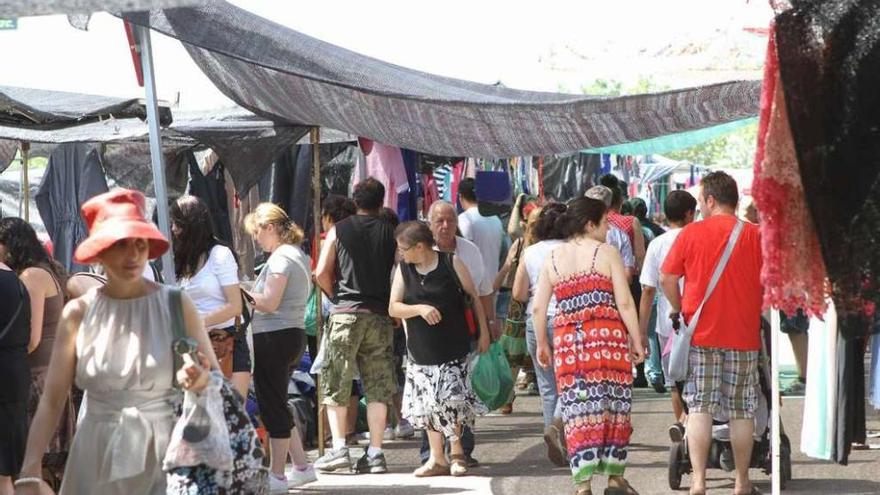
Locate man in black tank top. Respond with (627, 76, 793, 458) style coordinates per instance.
(315, 177, 397, 474)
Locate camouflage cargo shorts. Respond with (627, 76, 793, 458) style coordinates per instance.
(320, 312, 396, 407)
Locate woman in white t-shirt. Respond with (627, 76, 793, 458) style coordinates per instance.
(170, 196, 249, 398)
(511, 202, 568, 467)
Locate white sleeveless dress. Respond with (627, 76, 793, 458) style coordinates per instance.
(60, 286, 180, 494)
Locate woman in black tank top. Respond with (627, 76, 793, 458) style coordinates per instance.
(0, 263, 30, 491)
(389, 222, 489, 478)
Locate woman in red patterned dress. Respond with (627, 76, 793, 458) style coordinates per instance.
(533, 197, 646, 495)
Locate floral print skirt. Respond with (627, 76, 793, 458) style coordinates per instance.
(402, 355, 486, 441)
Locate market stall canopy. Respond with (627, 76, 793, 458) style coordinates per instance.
(0, 0, 197, 16)
(121, 0, 762, 158)
(0, 97, 308, 193)
(171, 109, 309, 192)
(0, 84, 172, 127)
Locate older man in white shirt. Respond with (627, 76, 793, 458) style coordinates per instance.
(421, 200, 485, 467)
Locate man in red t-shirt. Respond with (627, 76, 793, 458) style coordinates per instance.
(660, 171, 763, 495)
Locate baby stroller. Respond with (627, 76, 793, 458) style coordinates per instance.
(668, 325, 794, 491)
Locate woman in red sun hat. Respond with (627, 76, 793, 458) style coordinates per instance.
(14, 189, 219, 495)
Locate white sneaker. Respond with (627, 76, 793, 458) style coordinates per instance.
(395, 420, 415, 439)
(268, 474, 289, 494)
(286, 465, 318, 488)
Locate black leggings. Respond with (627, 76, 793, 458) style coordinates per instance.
(253, 328, 306, 438)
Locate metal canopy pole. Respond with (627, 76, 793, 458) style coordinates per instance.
(311, 127, 325, 456)
(20, 142, 29, 222)
(135, 25, 175, 284)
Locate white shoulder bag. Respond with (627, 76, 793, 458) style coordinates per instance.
(666, 220, 744, 383)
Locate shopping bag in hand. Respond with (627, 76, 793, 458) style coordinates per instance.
(163, 371, 233, 472)
(471, 342, 514, 410)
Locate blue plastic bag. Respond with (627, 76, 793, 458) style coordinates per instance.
(471, 342, 514, 410)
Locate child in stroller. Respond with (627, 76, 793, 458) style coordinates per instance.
(668, 325, 794, 491)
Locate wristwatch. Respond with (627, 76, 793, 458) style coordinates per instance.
(669, 312, 681, 332)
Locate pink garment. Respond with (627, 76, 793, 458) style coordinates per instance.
(357, 138, 409, 210)
(752, 27, 829, 317)
(450, 160, 464, 206)
(422, 174, 439, 217)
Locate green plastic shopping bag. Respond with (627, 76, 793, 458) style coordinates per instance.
(471, 342, 514, 410)
(304, 287, 318, 337)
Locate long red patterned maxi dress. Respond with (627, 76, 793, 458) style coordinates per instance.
(551, 246, 633, 484)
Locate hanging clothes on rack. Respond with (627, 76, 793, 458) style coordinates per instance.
(355, 138, 409, 211)
(397, 149, 420, 221)
(600, 154, 612, 176)
(776, 1, 880, 326)
(348, 145, 367, 197)
(35, 143, 109, 273)
(421, 172, 439, 218)
(802, 306, 839, 461)
(833, 328, 868, 465)
(450, 160, 464, 210)
(187, 151, 234, 244)
(432, 164, 453, 202)
(752, 24, 828, 318)
(233, 183, 261, 279)
(538, 153, 600, 202)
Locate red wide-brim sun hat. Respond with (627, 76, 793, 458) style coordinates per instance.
(73, 189, 170, 265)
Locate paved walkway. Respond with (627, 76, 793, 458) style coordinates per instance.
(295, 391, 880, 495)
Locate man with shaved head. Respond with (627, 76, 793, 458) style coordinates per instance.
(428, 201, 487, 296)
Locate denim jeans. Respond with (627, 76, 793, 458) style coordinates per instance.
(644, 302, 666, 386)
(525, 315, 561, 427)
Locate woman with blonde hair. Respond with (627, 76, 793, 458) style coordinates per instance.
(243, 203, 316, 492)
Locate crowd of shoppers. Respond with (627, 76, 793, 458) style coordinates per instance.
(0, 168, 784, 495)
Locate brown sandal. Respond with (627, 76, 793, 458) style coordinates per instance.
(450, 454, 469, 476)
(414, 461, 450, 477)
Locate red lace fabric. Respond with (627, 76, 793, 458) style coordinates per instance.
(752, 28, 829, 317)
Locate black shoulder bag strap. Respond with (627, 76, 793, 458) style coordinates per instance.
(442, 252, 467, 299)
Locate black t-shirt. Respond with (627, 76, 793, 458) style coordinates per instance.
(0, 269, 31, 402)
(333, 215, 397, 314)
(401, 252, 471, 365)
